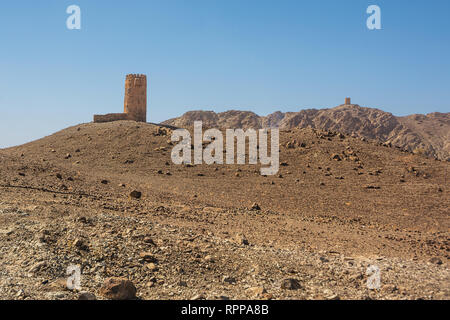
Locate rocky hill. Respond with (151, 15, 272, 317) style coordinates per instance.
(163, 104, 450, 161)
(0, 120, 448, 300)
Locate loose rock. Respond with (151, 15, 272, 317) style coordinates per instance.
(99, 277, 137, 300)
(281, 278, 302, 290)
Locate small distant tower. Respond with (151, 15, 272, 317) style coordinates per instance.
(124, 74, 147, 122)
(345, 97, 351, 105)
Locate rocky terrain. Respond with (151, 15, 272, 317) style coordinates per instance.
(163, 104, 450, 161)
(0, 120, 448, 300)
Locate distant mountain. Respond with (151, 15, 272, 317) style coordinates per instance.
(162, 104, 450, 161)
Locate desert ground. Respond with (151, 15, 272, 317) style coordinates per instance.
(0, 120, 448, 300)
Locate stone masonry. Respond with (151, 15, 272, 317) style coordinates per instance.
(94, 74, 147, 123)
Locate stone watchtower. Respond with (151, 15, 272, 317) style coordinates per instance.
(93, 74, 147, 123)
(124, 74, 147, 122)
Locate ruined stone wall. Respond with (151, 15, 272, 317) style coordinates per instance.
(124, 74, 147, 122)
(345, 97, 351, 105)
(93, 113, 129, 123)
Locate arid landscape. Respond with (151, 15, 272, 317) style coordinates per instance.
(0, 105, 448, 300)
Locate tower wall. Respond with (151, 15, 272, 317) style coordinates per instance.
(345, 97, 351, 105)
(124, 74, 147, 122)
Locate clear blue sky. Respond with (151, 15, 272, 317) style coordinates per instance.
(1, 0, 449, 147)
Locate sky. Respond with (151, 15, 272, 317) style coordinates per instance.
(0, 0, 449, 148)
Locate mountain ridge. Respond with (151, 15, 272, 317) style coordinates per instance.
(162, 104, 450, 161)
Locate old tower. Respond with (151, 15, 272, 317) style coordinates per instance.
(124, 74, 147, 122)
(93, 74, 147, 123)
